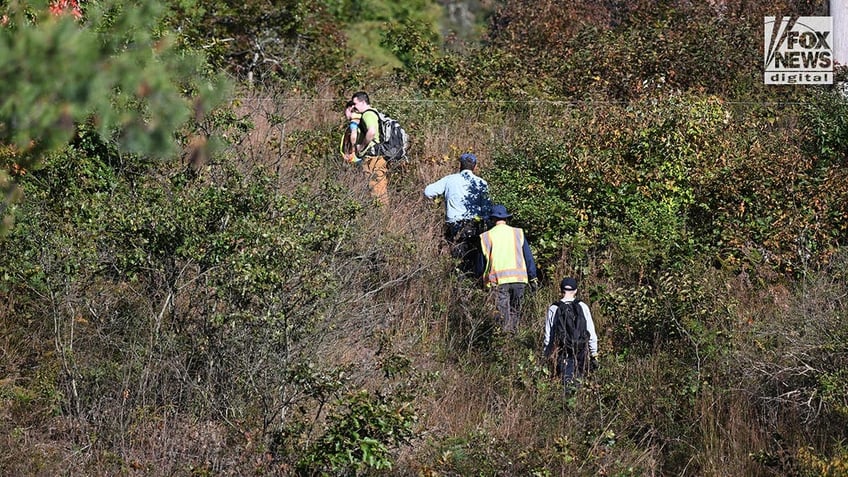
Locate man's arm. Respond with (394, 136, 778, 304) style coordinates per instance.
(358, 110, 378, 151)
(582, 302, 599, 356)
(423, 177, 447, 199)
(543, 304, 558, 356)
(363, 124, 377, 145)
(480, 234, 492, 285)
(522, 239, 537, 280)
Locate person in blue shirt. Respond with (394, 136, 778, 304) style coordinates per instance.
(339, 100, 362, 164)
(424, 152, 492, 278)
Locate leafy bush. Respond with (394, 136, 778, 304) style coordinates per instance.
(165, 0, 346, 84)
(296, 389, 418, 474)
(382, 19, 459, 95)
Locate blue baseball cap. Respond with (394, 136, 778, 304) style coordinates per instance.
(459, 152, 477, 165)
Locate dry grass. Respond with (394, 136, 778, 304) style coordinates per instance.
(3, 85, 848, 476)
(694, 387, 768, 477)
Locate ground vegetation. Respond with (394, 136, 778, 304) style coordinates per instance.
(1, 0, 847, 475)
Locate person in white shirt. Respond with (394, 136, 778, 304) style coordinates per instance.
(543, 277, 599, 391)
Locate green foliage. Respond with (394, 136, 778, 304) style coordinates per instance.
(0, 120, 395, 471)
(165, 0, 346, 84)
(382, 19, 459, 95)
(802, 87, 848, 165)
(297, 389, 417, 474)
(0, 0, 228, 234)
(484, 91, 848, 282)
(482, 1, 789, 101)
(348, 0, 438, 22)
(0, 0, 225, 161)
(164, 0, 447, 83)
(817, 369, 848, 419)
(428, 429, 530, 475)
(487, 96, 730, 275)
(339, 1, 444, 81)
(798, 445, 848, 477)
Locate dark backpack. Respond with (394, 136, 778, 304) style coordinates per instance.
(553, 300, 589, 350)
(363, 108, 409, 161)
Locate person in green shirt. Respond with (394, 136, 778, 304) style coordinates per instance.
(351, 91, 389, 206)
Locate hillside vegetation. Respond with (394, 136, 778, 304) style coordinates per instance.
(1, 0, 847, 475)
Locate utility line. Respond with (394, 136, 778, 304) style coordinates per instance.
(231, 97, 823, 106)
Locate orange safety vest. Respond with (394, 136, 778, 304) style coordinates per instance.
(480, 223, 529, 285)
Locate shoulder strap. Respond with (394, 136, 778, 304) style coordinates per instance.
(362, 108, 380, 122)
(568, 300, 589, 343)
(552, 301, 566, 330)
(565, 300, 582, 320)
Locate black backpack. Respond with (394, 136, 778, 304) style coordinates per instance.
(553, 300, 589, 350)
(362, 108, 409, 162)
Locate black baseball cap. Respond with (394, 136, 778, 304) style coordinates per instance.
(560, 277, 578, 291)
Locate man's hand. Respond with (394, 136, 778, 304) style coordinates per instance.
(529, 277, 539, 293)
(590, 353, 599, 371)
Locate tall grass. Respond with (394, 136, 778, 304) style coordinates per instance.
(2, 85, 847, 476)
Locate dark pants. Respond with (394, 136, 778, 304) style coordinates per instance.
(558, 345, 589, 390)
(495, 282, 526, 332)
(446, 220, 485, 278)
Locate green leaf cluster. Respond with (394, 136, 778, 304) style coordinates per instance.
(0, 0, 226, 163)
(0, 0, 229, 234)
(297, 389, 418, 474)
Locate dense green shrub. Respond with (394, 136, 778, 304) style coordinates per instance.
(0, 0, 228, 236)
(296, 389, 418, 474)
(487, 97, 722, 272)
(482, 0, 814, 101)
(165, 0, 346, 84)
(486, 92, 848, 279)
(382, 19, 459, 95)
